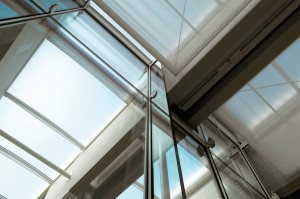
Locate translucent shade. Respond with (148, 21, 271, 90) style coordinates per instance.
(98, 0, 251, 75)
(9, 39, 126, 146)
(0, 154, 49, 199)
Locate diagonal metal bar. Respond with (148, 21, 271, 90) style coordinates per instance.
(0, 129, 71, 179)
(5, 92, 85, 151)
(0, 145, 53, 184)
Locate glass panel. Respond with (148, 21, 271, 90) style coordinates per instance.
(0, 153, 49, 199)
(276, 38, 300, 82)
(8, 39, 126, 146)
(99, 0, 252, 75)
(53, 11, 148, 93)
(152, 104, 183, 198)
(174, 127, 221, 199)
(214, 37, 300, 198)
(151, 64, 169, 114)
(0, 97, 80, 169)
(75, 97, 147, 199)
(200, 121, 266, 198)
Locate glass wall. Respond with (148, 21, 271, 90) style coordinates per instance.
(0, 2, 271, 199)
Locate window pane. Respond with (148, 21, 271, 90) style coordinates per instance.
(98, 0, 252, 75)
(54, 11, 147, 92)
(174, 127, 220, 199)
(152, 104, 182, 198)
(0, 153, 49, 199)
(0, 97, 80, 169)
(74, 98, 147, 199)
(151, 64, 169, 114)
(8, 39, 126, 146)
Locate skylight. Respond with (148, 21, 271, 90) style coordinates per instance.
(96, 0, 253, 75)
(217, 38, 300, 132)
(8, 39, 126, 146)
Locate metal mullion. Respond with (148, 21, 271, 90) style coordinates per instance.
(197, 124, 228, 199)
(238, 148, 271, 198)
(145, 61, 157, 199)
(0, 129, 71, 179)
(5, 92, 85, 151)
(0, 7, 85, 27)
(207, 117, 271, 198)
(205, 147, 229, 199)
(0, 145, 53, 184)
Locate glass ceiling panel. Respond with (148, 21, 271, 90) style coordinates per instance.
(276, 38, 300, 82)
(0, 97, 80, 169)
(54, 11, 147, 91)
(216, 37, 300, 132)
(221, 90, 275, 131)
(0, 136, 58, 179)
(249, 64, 286, 88)
(0, 153, 49, 199)
(97, 0, 252, 75)
(8, 39, 126, 146)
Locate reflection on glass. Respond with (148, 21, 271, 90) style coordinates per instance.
(9, 39, 126, 146)
(151, 64, 169, 114)
(75, 99, 146, 199)
(174, 127, 220, 199)
(54, 11, 147, 92)
(152, 104, 182, 199)
(0, 153, 49, 199)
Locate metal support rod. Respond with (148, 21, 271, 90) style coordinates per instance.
(208, 116, 271, 198)
(5, 92, 85, 151)
(0, 145, 53, 184)
(144, 61, 157, 199)
(0, 129, 71, 179)
(205, 147, 229, 199)
(239, 148, 271, 199)
(0, 7, 85, 27)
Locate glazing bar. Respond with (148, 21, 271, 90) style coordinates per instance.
(0, 145, 53, 184)
(5, 92, 85, 151)
(0, 129, 71, 179)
